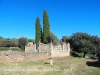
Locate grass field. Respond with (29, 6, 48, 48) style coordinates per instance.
(0, 56, 100, 75)
(0, 47, 21, 51)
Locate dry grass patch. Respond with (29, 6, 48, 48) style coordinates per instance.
(0, 56, 100, 75)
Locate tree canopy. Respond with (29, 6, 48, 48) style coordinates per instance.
(69, 32, 100, 57)
(18, 37, 28, 50)
(49, 32, 60, 45)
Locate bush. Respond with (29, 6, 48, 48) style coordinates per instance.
(18, 37, 28, 50)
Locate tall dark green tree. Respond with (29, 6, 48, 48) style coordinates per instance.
(43, 10, 50, 44)
(35, 17, 41, 43)
(41, 28, 43, 43)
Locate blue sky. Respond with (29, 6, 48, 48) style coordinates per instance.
(0, 0, 100, 39)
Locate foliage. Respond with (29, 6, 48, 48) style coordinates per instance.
(41, 28, 43, 43)
(62, 36, 70, 43)
(35, 10, 50, 44)
(0, 37, 18, 47)
(18, 37, 28, 50)
(35, 17, 41, 43)
(49, 32, 60, 45)
(70, 32, 100, 57)
(43, 10, 50, 44)
(28, 39, 34, 42)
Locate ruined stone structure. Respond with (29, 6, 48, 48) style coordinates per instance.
(0, 42, 70, 63)
(25, 42, 70, 57)
(25, 43, 36, 53)
(0, 51, 49, 63)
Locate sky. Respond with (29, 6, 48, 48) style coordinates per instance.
(0, 0, 100, 39)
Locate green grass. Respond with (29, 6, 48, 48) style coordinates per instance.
(0, 47, 9, 51)
(74, 52, 93, 57)
(0, 56, 100, 75)
(0, 47, 21, 51)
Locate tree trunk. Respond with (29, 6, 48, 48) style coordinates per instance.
(83, 51, 86, 57)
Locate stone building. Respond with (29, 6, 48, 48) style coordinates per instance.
(25, 42, 70, 57)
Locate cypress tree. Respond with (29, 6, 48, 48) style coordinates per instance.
(41, 28, 43, 43)
(43, 10, 50, 44)
(35, 17, 41, 43)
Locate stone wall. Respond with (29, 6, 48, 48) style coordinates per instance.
(25, 44, 36, 52)
(52, 51, 70, 57)
(39, 43, 51, 52)
(0, 43, 70, 63)
(25, 42, 71, 58)
(0, 51, 50, 63)
(51, 43, 70, 57)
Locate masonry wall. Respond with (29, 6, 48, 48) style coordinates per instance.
(25, 44, 36, 53)
(0, 51, 50, 63)
(39, 43, 51, 52)
(25, 42, 71, 58)
(52, 50, 70, 57)
(0, 43, 70, 63)
(51, 43, 70, 57)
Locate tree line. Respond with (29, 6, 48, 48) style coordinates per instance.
(0, 37, 34, 50)
(62, 32, 100, 57)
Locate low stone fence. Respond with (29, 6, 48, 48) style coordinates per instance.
(0, 51, 50, 63)
(52, 50, 70, 57)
